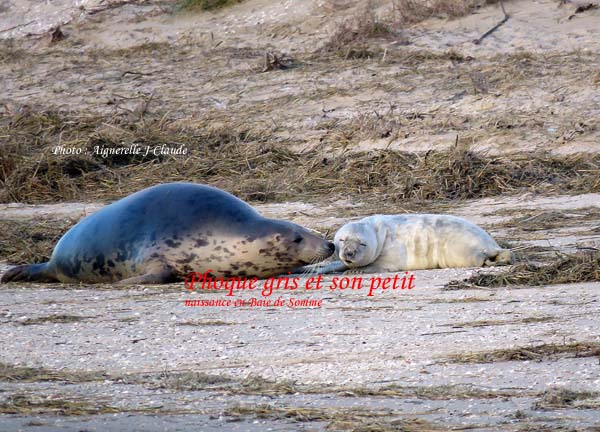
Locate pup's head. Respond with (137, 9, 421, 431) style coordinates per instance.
(334, 222, 378, 268)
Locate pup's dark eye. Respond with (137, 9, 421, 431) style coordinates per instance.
(293, 237, 303, 244)
(359, 243, 366, 247)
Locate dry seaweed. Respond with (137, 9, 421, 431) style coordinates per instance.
(0, 219, 74, 264)
(534, 388, 600, 410)
(446, 250, 600, 289)
(19, 314, 92, 325)
(148, 372, 297, 395)
(447, 316, 554, 328)
(449, 341, 600, 364)
(224, 403, 443, 431)
(392, 0, 507, 23)
(334, 383, 525, 399)
(2, 110, 600, 205)
(0, 363, 107, 383)
(179, 0, 245, 11)
(142, 370, 525, 400)
(0, 394, 121, 416)
(320, 5, 398, 58)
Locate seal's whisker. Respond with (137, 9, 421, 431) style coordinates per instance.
(299, 258, 319, 278)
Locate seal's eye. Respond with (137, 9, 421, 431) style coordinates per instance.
(293, 236, 303, 244)
(359, 243, 366, 247)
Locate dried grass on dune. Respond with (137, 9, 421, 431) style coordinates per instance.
(2, 110, 600, 204)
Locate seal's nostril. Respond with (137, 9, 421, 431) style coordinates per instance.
(328, 242, 335, 253)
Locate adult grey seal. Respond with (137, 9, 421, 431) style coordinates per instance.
(304, 214, 513, 274)
(1, 183, 334, 284)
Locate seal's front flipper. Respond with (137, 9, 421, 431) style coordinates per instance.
(116, 268, 176, 285)
(291, 260, 348, 276)
(1, 263, 58, 283)
(343, 263, 387, 275)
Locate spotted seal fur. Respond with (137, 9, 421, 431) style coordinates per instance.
(1, 183, 334, 284)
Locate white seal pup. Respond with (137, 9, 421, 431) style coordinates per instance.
(1, 183, 335, 284)
(305, 214, 513, 274)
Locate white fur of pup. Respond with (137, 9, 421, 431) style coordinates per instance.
(332, 214, 513, 273)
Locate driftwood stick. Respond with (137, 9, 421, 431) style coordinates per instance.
(473, 0, 510, 45)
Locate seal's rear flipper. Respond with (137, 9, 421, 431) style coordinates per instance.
(1, 263, 58, 283)
(116, 269, 177, 285)
(484, 249, 514, 266)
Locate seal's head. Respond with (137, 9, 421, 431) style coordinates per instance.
(334, 222, 378, 268)
(242, 219, 335, 277)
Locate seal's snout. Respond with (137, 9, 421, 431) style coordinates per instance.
(343, 250, 356, 260)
